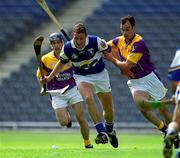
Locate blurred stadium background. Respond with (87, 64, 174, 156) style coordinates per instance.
(0, 0, 180, 130)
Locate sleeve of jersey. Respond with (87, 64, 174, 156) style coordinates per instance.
(97, 37, 110, 52)
(36, 57, 48, 79)
(36, 68, 41, 79)
(107, 39, 119, 56)
(168, 50, 180, 81)
(127, 41, 144, 64)
(60, 46, 69, 64)
(36, 67, 47, 79)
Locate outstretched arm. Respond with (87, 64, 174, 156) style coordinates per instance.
(40, 60, 64, 84)
(104, 52, 135, 78)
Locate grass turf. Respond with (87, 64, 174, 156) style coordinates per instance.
(0, 130, 177, 158)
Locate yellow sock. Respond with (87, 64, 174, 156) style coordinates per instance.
(158, 121, 164, 130)
(84, 139, 91, 146)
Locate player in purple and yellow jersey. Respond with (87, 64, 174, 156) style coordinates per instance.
(36, 32, 93, 149)
(106, 15, 179, 146)
(163, 49, 180, 158)
(40, 23, 120, 148)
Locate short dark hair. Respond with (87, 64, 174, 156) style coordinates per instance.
(73, 23, 87, 34)
(121, 15, 135, 27)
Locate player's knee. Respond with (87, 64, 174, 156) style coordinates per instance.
(59, 120, 69, 127)
(136, 100, 146, 111)
(84, 95, 94, 105)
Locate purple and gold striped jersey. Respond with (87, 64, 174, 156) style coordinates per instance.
(108, 34, 155, 79)
(36, 51, 76, 90)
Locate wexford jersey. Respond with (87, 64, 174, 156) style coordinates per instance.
(108, 34, 155, 79)
(60, 35, 109, 75)
(168, 48, 180, 81)
(36, 51, 76, 90)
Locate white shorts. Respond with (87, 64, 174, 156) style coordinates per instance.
(127, 72, 167, 100)
(175, 85, 180, 103)
(51, 86, 83, 109)
(74, 69, 111, 93)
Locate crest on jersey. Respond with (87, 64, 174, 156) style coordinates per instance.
(71, 53, 78, 59)
(51, 63, 56, 67)
(131, 45, 135, 52)
(88, 48, 94, 56)
(100, 41, 107, 48)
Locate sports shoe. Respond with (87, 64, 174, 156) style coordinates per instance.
(66, 120, 72, 128)
(163, 131, 177, 158)
(107, 130, 119, 148)
(85, 144, 93, 149)
(95, 132, 108, 144)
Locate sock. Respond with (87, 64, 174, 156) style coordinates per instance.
(166, 127, 177, 135)
(158, 121, 167, 134)
(95, 122, 106, 133)
(84, 139, 91, 146)
(105, 122, 114, 133)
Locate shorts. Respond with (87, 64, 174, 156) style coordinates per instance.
(175, 85, 180, 104)
(127, 71, 167, 100)
(51, 86, 83, 109)
(74, 68, 111, 93)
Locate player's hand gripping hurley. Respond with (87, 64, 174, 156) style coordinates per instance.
(33, 36, 70, 96)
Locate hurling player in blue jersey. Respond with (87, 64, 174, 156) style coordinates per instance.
(163, 49, 180, 158)
(41, 23, 119, 148)
(37, 33, 93, 149)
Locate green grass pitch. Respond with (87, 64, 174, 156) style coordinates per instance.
(0, 130, 176, 158)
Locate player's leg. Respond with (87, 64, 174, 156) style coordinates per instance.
(77, 82, 108, 144)
(65, 86, 93, 148)
(97, 91, 118, 148)
(93, 69, 118, 148)
(71, 102, 93, 148)
(164, 86, 180, 154)
(97, 91, 114, 124)
(158, 97, 172, 125)
(172, 102, 180, 130)
(132, 90, 167, 133)
(52, 95, 72, 128)
(163, 101, 180, 158)
(55, 107, 71, 127)
(78, 82, 102, 123)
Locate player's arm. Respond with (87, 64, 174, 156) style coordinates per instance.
(40, 47, 69, 84)
(43, 60, 64, 83)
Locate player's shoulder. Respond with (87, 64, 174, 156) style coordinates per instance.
(88, 35, 98, 39)
(133, 34, 145, 46)
(63, 41, 73, 52)
(87, 35, 99, 44)
(134, 34, 143, 42)
(175, 48, 180, 54)
(41, 51, 53, 61)
(108, 36, 123, 46)
(172, 48, 180, 65)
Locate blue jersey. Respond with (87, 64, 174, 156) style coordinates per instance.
(60, 35, 109, 75)
(168, 48, 180, 81)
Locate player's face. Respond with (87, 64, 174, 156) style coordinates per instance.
(73, 32, 86, 49)
(121, 21, 135, 42)
(51, 40, 63, 53)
